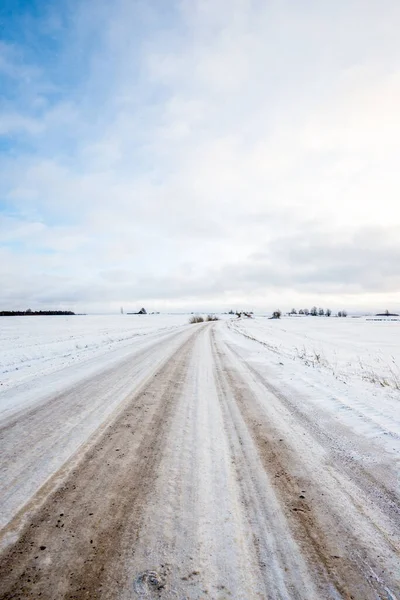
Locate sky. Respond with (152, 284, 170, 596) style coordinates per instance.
(0, 0, 399, 314)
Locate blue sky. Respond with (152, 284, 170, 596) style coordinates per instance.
(1, 0, 400, 313)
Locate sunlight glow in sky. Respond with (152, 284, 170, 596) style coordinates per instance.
(1, 0, 400, 313)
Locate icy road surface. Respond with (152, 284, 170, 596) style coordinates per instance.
(0, 316, 399, 599)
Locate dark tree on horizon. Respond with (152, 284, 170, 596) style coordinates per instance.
(0, 310, 75, 317)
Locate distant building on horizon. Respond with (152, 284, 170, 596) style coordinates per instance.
(127, 307, 147, 315)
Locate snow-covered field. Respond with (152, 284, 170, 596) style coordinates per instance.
(1, 313, 399, 449)
(0, 314, 188, 419)
(0, 314, 188, 392)
(0, 314, 399, 599)
(226, 316, 400, 457)
(231, 315, 400, 390)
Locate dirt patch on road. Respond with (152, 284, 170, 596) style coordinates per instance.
(212, 330, 399, 600)
(0, 327, 202, 600)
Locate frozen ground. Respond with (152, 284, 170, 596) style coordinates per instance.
(230, 315, 400, 390)
(227, 316, 400, 457)
(0, 314, 188, 394)
(0, 315, 399, 599)
(0, 314, 188, 419)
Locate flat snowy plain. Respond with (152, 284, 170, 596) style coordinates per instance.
(0, 314, 399, 599)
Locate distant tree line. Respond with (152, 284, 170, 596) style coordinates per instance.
(289, 307, 346, 317)
(0, 310, 75, 316)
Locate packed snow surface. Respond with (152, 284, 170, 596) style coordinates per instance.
(0, 314, 188, 393)
(0, 314, 399, 599)
(227, 316, 400, 456)
(0, 314, 188, 418)
(232, 315, 400, 389)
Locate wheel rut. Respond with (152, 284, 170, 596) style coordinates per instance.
(0, 327, 203, 600)
(1, 322, 399, 600)
(211, 329, 400, 600)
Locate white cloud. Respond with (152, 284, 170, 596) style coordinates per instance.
(1, 0, 400, 312)
(0, 113, 43, 135)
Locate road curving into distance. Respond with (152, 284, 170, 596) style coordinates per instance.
(0, 322, 399, 599)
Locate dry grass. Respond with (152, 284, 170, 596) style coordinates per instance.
(189, 316, 204, 324)
(358, 357, 400, 390)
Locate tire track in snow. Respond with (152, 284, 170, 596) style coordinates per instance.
(105, 323, 315, 599)
(0, 322, 399, 599)
(224, 336, 400, 529)
(83, 324, 318, 598)
(0, 327, 192, 534)
(212, 327, 400, 600)
(0, 326, 203, 599)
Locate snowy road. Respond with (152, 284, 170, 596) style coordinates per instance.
(0, 320, 399, 599)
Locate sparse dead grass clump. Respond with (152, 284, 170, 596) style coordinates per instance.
(295, 346, 330, 370)
(189, 316, 204, 324)
(206, 315, 219, 321)
(358, 357, 400, 390)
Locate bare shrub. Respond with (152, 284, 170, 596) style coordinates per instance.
(189, 316, 204, 324)
(206, 314, 219, 321)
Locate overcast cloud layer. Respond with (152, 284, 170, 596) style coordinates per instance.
(1, 0, 399, 313)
